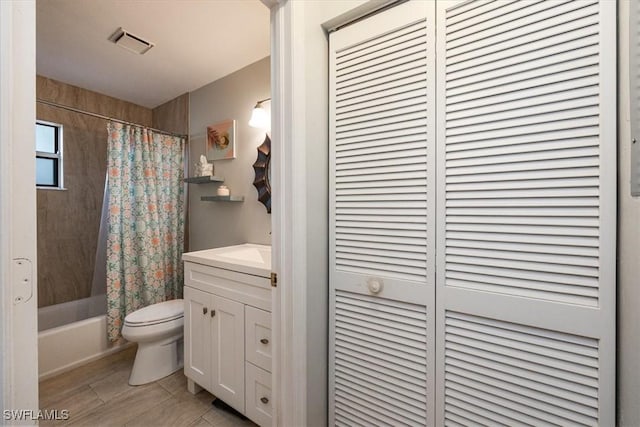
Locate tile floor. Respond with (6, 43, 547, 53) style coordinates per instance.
(39, 346, 256, 427)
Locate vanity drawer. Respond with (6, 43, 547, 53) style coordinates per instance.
(245, 362, 272, 427)
(245, 306, 271, 372)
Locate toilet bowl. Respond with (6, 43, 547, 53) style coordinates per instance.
(121, 299, 184, 386)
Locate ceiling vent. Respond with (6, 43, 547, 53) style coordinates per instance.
(108, 27, 154, 55)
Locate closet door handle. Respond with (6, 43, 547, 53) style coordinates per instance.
(260, 397, 269, 404)
(211, 310, 216, 317)
(260, 338, 269, 345)
(203, 307, 208, 315)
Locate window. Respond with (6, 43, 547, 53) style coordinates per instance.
(36, 121, 63, 188)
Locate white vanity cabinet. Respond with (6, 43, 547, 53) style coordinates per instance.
(182, 244, 272, 426)
(184, 287, 246, 411)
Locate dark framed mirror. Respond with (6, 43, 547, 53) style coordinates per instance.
(252, 134, 271, 213)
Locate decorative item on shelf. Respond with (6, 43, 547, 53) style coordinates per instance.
(207, 119, 236, 160)
(252, 135, 271, 214)
(194, 154, 213, 177)
(249, 98, 271, 130)
(217, 185, 230, 197)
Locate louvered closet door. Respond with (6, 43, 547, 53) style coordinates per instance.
(329, 1, 436, 426)
(435, 1, 616, 425)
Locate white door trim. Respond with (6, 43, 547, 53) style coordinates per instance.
(266, 1, 308, 426)
(0, 0, 39, 421)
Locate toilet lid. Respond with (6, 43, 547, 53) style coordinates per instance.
(124, 299, 184, 326)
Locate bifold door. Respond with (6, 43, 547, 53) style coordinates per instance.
(435, 1, 616, 425)
(329, 1, 436, 425)
(329, 0, 616, 425)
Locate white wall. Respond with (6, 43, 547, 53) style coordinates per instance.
(617, 1, 640, 425)
(188, 57, 271, 251)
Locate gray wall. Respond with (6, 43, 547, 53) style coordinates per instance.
(617, 1, 640, 425)
(188, 57, 271, 251)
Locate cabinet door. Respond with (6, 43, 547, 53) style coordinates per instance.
(212, 294, 245, 413)
(184, 286, 212, 391)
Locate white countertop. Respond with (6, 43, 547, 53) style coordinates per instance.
(182, 243, 271, 278)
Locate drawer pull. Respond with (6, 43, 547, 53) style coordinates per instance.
(211, 310, 216, 317)
(203, 307, 208, 315)
(260, 338, 269, 345)
(260, 397, 269, 404)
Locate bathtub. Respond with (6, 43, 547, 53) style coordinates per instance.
(38, 294, 131, 380)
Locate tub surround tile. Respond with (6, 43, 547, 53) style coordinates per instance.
(36, 76, 189, 309)
(38, 236, 96, 306)
(36, 76, 152, 309)
(152, 93, 189, 136)
(37, 77, 153, 126)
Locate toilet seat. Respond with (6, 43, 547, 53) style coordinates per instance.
(124, 299, 184, 327)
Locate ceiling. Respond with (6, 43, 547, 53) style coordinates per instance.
(37, 0, 270, 108)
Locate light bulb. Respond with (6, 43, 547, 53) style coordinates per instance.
(249, 103, 270, 130)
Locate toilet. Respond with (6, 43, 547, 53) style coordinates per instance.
(121, 299, 184, 385)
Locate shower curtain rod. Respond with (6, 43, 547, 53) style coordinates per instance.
(36, 98, 189, 139)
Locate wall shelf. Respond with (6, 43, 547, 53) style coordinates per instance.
(201, 195, 245, 202)
(184, 176, 225, 184)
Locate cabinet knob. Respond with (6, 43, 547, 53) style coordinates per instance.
(211, 309, 216, 317)
(260, 397, 269, 404)
(260, 338, 269, 345)
(202, 307, 208, 315)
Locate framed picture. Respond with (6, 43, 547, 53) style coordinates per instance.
(206, 119, 236, 160)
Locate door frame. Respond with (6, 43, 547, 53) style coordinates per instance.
(263, 1, 308, 425)
(0, 0, 39, 420)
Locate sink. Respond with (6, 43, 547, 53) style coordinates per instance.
(218, 247, 269, 264)
(182, 244, 271, 278)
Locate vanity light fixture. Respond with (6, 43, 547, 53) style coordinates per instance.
(249, 98, 271, 130)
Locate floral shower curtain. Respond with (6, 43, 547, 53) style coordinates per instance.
(106, 122, 185, 342)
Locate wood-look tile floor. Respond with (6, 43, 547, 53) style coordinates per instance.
(39, 346, 256, 427)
